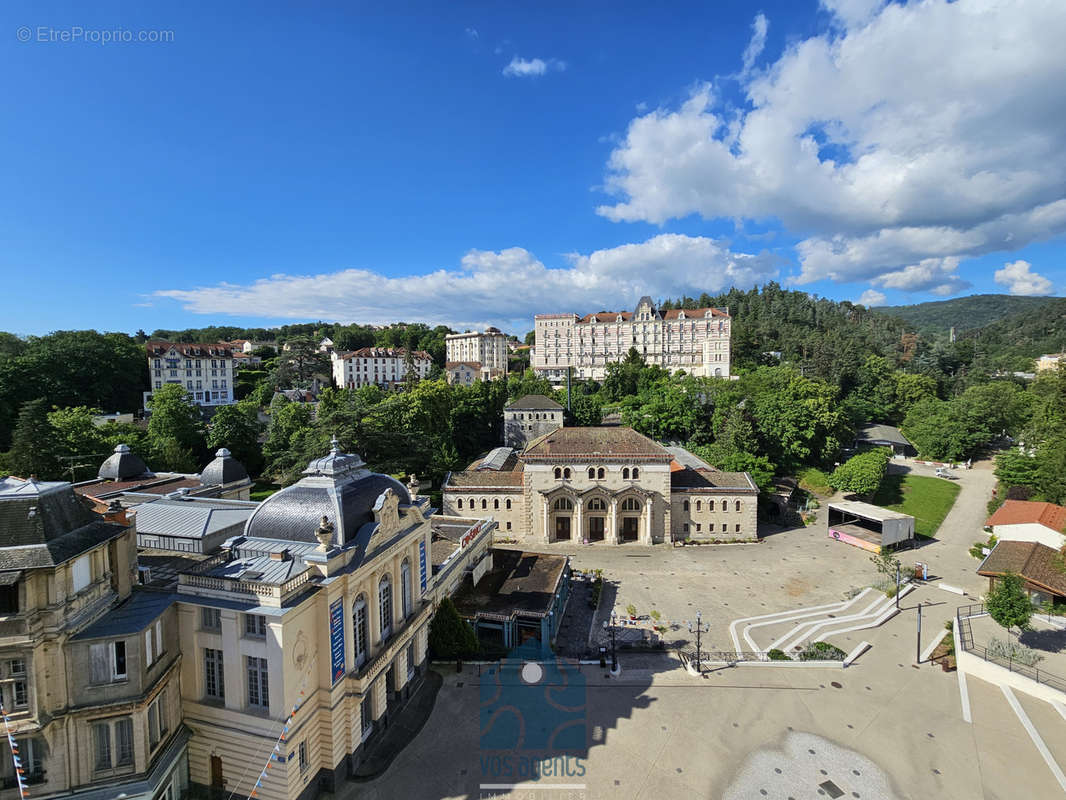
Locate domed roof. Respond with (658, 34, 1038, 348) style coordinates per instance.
(243, 438, 410, 547)
(97, 444, 150, 481)
(201, 447, 250, 487)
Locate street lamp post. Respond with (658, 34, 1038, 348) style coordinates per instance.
(602, 611, 618, 673)
(895, 561, 901, 610)
(688, 610, 710, 674)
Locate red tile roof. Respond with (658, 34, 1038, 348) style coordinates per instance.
(978, 540, 1066, 596)
(522, 426, 671, 460)
(986, 500, 1066, 531)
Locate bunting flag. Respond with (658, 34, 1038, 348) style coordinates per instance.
(0, 702, 28, 799)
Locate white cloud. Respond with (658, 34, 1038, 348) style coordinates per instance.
(465, 27, 479, 40)
(154, 235, 778, 331)
(994, 260, 1054, 296)
(856, 289, 886, 307)
(597, 0, 1066, 292)
(741, 13, 769, 75)
(502, 56, 566, 78)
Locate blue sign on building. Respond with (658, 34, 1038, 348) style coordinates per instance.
(419, 540, 428, 595)
(329, 598, 345, 684)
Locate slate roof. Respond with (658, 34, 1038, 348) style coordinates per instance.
(131, 498, 256, 539)
(200, 552, 310, 585)
(522, 426, 671, 460)
(978, 540, 1066, 596)
(506, 394, 563, 411)
(855, 424, 912, 448)
(986, 500, 1066, 531)
(0, 523, 127, 570)
(200, 448, 250, 486)
(0, 477, 124, 551)
(671, 467, 758, 492)
(72, 591, 176, 640)
(97, 444, 151, 480)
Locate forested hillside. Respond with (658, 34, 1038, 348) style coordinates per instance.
(875, 294, 1056, 333)
(958, 297, 1066, 361)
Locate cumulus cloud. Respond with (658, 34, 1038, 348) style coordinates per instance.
(154, 235, 777, 331)
(741, 14, 769, 75)
(994, 260, 1054, 296)
(597, 0, 1066, 293)
(856, 289, 886, 307)
(502, 56, 566, 78)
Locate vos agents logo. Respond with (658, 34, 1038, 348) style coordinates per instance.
(479, 640, 588, 790)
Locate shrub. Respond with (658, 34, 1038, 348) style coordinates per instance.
(828, 447, 891, 498)
(428, 597, 479, 660)
(798, 641, 847, 661)
(767, 648, 791, 661)
(625, 603, 637, 618)
(987, 637, 1044, 667)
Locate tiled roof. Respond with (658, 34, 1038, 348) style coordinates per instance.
(506, 394, 563, 411)
(446, 468, 524, 489)
(986, 500, 1066, 531)
(661, 307, 729, 319)
(856, 424, 911, 447)
(446, 361, 482, 370)
(522, 426, 671, 460)
(671, 467, 757, 492)
(336, 347, 432, 361)
(978, 540, 1066, 596)
(146, 341, 234, 358)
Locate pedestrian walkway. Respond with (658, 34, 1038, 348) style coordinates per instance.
(350, 670, 443, 781)
(555, 574, 596, 658)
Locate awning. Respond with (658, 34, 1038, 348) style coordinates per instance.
(0, 571, 22, 586)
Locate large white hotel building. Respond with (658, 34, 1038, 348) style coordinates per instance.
(532, 296, 731, 382)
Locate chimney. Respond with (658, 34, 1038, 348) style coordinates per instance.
(269, 549, 292, 562)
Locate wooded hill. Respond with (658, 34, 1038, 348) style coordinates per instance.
(875, 294, 1057, 334)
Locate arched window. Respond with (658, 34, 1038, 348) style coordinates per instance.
(563, 468, 571, 479)
(494, 498, 499, 509)
(696, 500, 702, 512)
(708, 499, 715, 512)
(482, 498, 487, 509)
(632, 467, 640, 479)
(468, 498, 474, 509)
(379, 575, 392, 641)
(588, 497, 607, 511)
(588, 467, 596, 480)
(553, 497, 573, 511)
(457, 498, 463, 509)
(400, 560, 412, 618)
(506, 499, 511, 510)
(683, 500, 690, 512)
(621, 497, 641, 512)
(597, 467, 605, 479)
(554, 467, 562, 479)
(353, 595, 368, 667)
(735, 500, 742, 512)
(622, 468, 630, 479)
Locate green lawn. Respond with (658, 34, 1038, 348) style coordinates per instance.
(871, 474, 961, 538)
(250, 481, 280, 502)
(797, 467, 833, 496)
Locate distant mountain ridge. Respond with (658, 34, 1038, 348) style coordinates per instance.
(875, 293, 1058, 333)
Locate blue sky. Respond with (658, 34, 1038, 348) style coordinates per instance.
(2, 0, 1063, 336)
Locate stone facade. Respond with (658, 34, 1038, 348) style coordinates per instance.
(145, 341, 235, 409)
(442, 427, 758, 545)
(503, 394, 563, 448)
(533, 296, 731, 382)
(444, 329, 508, 380)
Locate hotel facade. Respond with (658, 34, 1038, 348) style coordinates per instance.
(444, 328, 509, 381)
(532, 296, 731, 382)
(144, 342, 236, 410)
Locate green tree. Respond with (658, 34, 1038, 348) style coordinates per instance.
(273, 336, 330, 388)
(207, 402, 264, 474)
(47, 406, 111, 482)
(828, 448, 891, 498)
(427, 597, 479, 660)
(263, 401, 315, 481)
(985, 573, 1033, 638)
(7, 399, 61, 479)
(147, 384, 205, 470)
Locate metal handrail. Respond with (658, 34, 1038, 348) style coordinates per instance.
(956, 603, 1066, 692)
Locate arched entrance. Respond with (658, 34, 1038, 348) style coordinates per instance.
(619, 496, 642, 542)
(551, 497, 574, 541)
(585, 496, 608, 542)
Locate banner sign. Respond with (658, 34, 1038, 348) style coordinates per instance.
(329, 598, 345, 684)
(460, 521, 484, 550)
(419, 540, 428, 595)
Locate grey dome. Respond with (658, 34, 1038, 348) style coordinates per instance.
(97, 444, 150, 481)
(243, 438, 410, 547)
(201, 447, 249, 487)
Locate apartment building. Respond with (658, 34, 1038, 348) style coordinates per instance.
(144, 342, 235, 410)
(503, 394, 563, 448)
(444, 328, 508, 381)
(331, 347, 432, 390)
(0, 476, 187, 800)
(532, 296, 731, 382)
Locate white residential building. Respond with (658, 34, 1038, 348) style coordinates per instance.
(444, 328, 508, 380)
(532, 296, 731, 382)
(145, 342, 235, 409)
(332, 347, 433, 389)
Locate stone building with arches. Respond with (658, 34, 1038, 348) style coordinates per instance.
(442, 427, 759, 544)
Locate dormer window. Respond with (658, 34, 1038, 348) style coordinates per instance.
(678, 311, 686, 320)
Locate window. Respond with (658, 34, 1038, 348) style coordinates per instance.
(93, 722, 112, 770)
(708, 499, 715, 511)
(736, 524, 742, 533)
(201, 607, 221, 631)
(299, 741, 309, 773)
(244, 614, 267, 638)
(588, 467, 596, 480)
(553, 497, 573, 511)
(563, 468, 571, 479)
(622, 468, 630, 479)
(457, 498, 463, 509)
(360, 697, 373, 738)
(708, 523, 715, 533)
(353, 596, 368, 667)
(736, 500, 742, 512)
(90, 641, 127, 683)
(683, 500, 690, 512)
(379, 576, 393, 641)
(695, 523, 701, 532)
(0, 577, 16, 614)
(682, 523, 689, 533)
(554, 467, 562, 479)
(621, 498, 641, 512)
(204, 648, 225, 700)
(494, 498, 499, 510)
(632, 467, 639, 479)
(506, 521, 512, 531)
(597, 467, 605, 479)
(407, 641, 416, 679)
(72, 554, 91, 593)
(155, 620, 163, 659)
(481, 499, 487, 510)
(587, 497, 607, 511)
(115, 718, 133, 766)
(145, 629, 154, 668)
(401, 560, 412, 619)
(246, 656, 269, 710)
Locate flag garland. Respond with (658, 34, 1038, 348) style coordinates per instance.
(0, 702, 28, 799)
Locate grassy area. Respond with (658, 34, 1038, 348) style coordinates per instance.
(871, 473, 960, 538)
(249, 481, 280, 502)
(797, 467, 833, 496)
